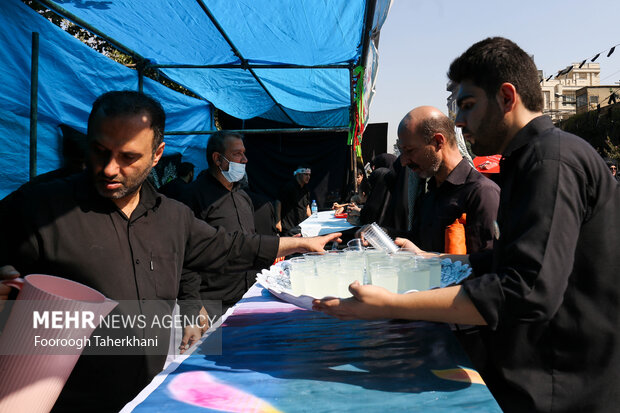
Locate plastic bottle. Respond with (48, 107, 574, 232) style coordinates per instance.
(311, 200, 318, 217)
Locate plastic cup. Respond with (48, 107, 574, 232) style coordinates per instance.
(419, 252, 442, 288)
(398, 260, 430, 293)
(360, 223, 398, 253)
(369, 263, 399, 293)
(288, 257, 314, 295)
(346, 238, 364, 250)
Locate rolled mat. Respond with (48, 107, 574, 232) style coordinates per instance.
(0, 274, 117, 412)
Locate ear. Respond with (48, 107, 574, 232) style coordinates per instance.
(212, 152, 221, 166)
(152, 142, 165, 167)
(498, 82, 517, 114)
(432, 133, 446, 149)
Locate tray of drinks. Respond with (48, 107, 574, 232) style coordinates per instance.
(256, 249, 472, 310)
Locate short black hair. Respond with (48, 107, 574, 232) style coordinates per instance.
(87, 91, 166, 153)
(448, 37, 543, 112)
(206, 130, 243, 168)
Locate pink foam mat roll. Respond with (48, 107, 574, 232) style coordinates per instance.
(0, 274, 117, 412)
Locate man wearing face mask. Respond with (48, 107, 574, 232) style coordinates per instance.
(181, 130, 257, 317)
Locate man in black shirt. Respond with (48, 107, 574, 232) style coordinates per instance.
(158, 161, 194, 200)
(396, 106, 499, 253)
(181, 131, 260, 316)
(276, 165, 312, 235)
(314, 37, 620, 413)
(0, 91, 340, 411)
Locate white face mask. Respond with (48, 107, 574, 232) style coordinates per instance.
(220, 156, 246, 183)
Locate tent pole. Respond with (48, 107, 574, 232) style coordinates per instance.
(165, 127, 348, 136)
(349, 65, 358, 193)
(150, 63, 349, 69)
(30, 32, 39, 180)
(195, 0, 297, 126)
(137, 60, 144, 93)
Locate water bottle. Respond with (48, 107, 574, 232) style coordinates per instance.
(311, 200, 318, 217)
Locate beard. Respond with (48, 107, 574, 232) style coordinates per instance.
(470, 101, 510, 156)
(93, 163, 153, 200)
(410, 148, 441, 179)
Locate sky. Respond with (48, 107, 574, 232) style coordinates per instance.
(367, 0, 620, 153)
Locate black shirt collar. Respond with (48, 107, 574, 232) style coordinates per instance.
(428, 157, 471, 188)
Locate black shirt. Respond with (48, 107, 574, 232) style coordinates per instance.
(181, 171, 261, 313)
(464, 116, 620, 412)
(412, 158, 500, 253)
(0, 172, 279, 411)
(278, 178, 310, 233)
(158, 176, 189, 201)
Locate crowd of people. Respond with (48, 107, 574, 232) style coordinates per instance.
(0, 36, 618, 413)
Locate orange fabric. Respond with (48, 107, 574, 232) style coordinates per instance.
(273, 256, 285, 265)
(445, 213, 467, 254)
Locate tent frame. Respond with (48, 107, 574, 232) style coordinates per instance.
(31, 0, 379, 188)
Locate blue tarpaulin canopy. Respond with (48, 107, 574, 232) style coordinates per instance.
(0, 0, 392, 198)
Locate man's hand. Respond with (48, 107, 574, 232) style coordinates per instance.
(179, 325, 203, 354)
(275, 220, 282, 233)
(277, 232, 342, 256)
(199, 306, 210, 334)
(312, 281, 396, 320)
(394, 237, 424, 254)
(0, 265, 20, 311)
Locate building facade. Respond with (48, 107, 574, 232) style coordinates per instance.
(540, 62, 600, 121)
(576, 86, 619, 115)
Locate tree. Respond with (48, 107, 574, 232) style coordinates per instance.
(22, 0, 199, 99)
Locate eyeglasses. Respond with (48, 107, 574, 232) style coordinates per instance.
(611, 166, 617, 170)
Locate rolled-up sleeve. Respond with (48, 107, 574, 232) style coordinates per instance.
(463, 157, 586, 329)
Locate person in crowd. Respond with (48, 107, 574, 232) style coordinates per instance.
(180, 131, 263, 317)
(0, 91, 340, 411)
(239, 174, 279, 237)
(314, 37, 620, 413)
(333, 166, 370, 214)
(605, 158, 618, 180)
(395, 106, 500, 254)
(276, 165, 312, 235)
(158, 161, 194, 200)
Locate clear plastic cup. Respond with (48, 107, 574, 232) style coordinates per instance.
(369, 263, 399, 293)
(288, 257, 314, 295)
(360, 223, 398, 253)
(346, 238, 364, 250)
(419, 252, 442, 288)
(398, 260, 430, 293)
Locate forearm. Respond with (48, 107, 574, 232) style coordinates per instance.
(277, 236, 308, 257)
(389, 285, 486, 325)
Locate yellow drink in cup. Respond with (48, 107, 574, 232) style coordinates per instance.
(369, 263, 399, 293)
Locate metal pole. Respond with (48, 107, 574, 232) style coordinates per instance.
(30, 32, 39, 180)
(150, 63, 350, 69)
(195, 0, 297, 125)
(138, 61, 144, 93)
(164, 127, 349, 136)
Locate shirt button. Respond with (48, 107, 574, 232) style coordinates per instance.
(135, 259, 140, 264)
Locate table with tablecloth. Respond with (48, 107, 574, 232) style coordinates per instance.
(299, 210, 358, 237)
(124, 283, 500, 412)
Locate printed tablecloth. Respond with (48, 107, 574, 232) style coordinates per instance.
(124, 284, 501, 412)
